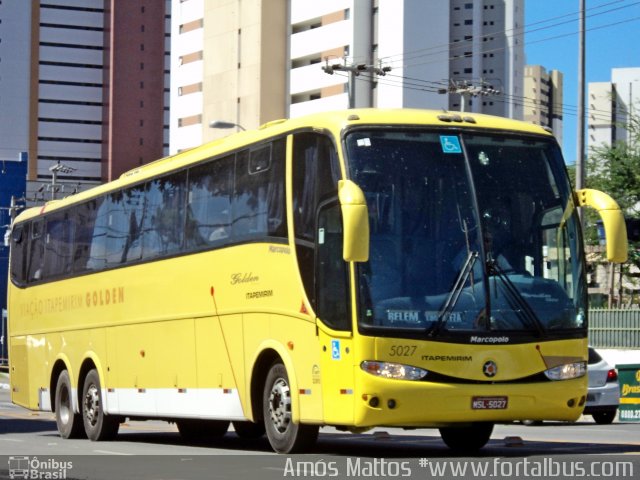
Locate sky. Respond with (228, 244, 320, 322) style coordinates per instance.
(524, 0, 640, 165)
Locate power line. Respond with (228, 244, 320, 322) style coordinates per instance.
(349, 70, 627, 125)
(322, 59, 392, 108)
(379, 0, 630, 64)
(380, 0, 640, 69)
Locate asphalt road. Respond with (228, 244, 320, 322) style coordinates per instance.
(1, 384, 639, 479)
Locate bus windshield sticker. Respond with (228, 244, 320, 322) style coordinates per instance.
(356, 138, 371, 147)
(387, 310, 421, 324)
(440, 135, 462, 154)
(331, 340, 341, 360)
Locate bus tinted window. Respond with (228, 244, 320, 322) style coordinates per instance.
(143, 172, 187, 258)
(43, 211, 75, 278)
(27, 219, 45, 282)
(11, 139, 288, 286)
(187, 155, 234, 248)
(292, 133, 342, 314)
(74, 198, 103, 272)
(10, 223, 29, 284)
(91, 188, 142, 269)
(233, 139, 286, 240)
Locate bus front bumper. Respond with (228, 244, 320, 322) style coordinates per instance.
(353, 372, 587, 428)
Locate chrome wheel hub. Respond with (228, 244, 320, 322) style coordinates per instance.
(84, 384, 100, 427)
(268, 378, 291, 433)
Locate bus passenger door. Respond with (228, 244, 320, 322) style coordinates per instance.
(291, 132, 355, 424)
(316, 202, 355, 425)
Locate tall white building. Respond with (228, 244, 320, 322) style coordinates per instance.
(170, 0, 287, 153)
(170, 0, 525, 153)
(588, 67, 640, 149)
(523, 65, 564, 145)
(289, 0, 524, 117)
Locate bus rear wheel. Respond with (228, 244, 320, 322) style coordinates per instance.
(439, 423, 494, 452)
(177, 419, 230, 441)
(82, 369, 120, 441)
(54, 370, 85, 439)
(263, 362, 318, 453)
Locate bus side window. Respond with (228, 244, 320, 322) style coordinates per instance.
(233, 139, 287, 241)
(142, 171, 187, 258)
(43, 211, 75, 278)
(73, 198, 102, 273)
(27, 219, 45, 282)
(10, 223, 29, 285)
(186, 155, 234, 248)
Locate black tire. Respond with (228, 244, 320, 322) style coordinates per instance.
(82, 369, 120, 441)
(177, 419, 230, 441)
(263, 362, 318, 453)
(54, 370, 85, 439)
(522, 420, 543, 426)
(592, 410, 616, 425)
(232, 420, 266, 439)
(439, 423, 494, 452)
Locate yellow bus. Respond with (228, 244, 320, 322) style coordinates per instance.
(8, 109, 627, 453)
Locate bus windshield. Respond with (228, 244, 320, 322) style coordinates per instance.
(346, 129, 587, 339)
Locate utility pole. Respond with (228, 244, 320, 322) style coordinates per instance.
(438, 80, 501, 112)
(322, 59, 391, 108)
(576, 0, 586, 193)
(48, 161, 76, 200)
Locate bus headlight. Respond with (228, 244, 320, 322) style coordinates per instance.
(544, 361, 587, 381)
(361, 361, 428, 381)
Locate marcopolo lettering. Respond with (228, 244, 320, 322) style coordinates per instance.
(470, 336, 510, 344)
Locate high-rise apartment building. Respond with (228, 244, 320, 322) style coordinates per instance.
(171, 0, 525, 153)
(289, 0, 524, 117)
(588, 67, 640, 149)
(0, 0, 170, 196)
(523, 65, 563, 145)
(169, 0, 287, 153)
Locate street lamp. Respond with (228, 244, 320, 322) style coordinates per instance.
(209, 120, 246, 131)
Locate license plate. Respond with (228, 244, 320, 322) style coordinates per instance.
(471, 396, 508, 410)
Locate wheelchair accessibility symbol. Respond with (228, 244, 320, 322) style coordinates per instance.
(331, 340, 341, 360)
(440, 135, 462, 154)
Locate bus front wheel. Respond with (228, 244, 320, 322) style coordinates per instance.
(439, 423, 494, 452)
(54, 370, 85, 439)
(263, 362, 318, 453)
(82, 369, 120, 441)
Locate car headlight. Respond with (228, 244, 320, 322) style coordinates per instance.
(361, 361, 428, 381)
(544, 361, 587, 380)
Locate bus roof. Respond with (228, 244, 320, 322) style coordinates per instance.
(14, 108, 553, 223)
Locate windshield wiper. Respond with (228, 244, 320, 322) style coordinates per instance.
(487, 259, 546, 337)
(428, 251, 478, 337)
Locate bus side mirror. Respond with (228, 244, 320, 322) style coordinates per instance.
(338, 180, 369, 262)
(576, 188, 628, 263)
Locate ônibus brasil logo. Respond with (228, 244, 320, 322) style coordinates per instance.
(8, 456, 73, 479)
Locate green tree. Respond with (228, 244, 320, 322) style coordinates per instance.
(587, 111, 640, 214)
